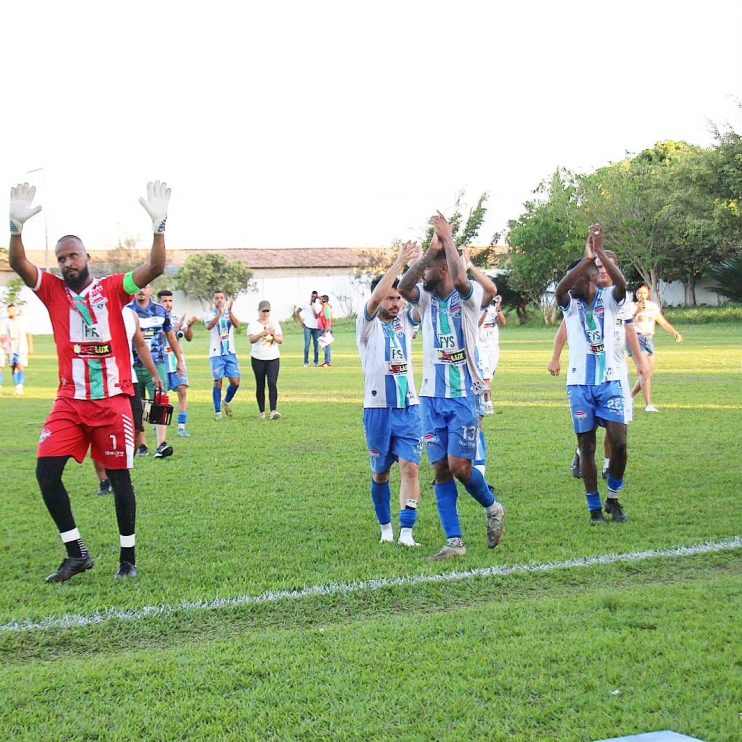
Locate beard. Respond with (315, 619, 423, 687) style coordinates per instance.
(63, 265, 91, 293)
(422, 276, 438, 293)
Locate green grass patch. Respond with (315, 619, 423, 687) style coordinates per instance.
(0, 321, 740, 740)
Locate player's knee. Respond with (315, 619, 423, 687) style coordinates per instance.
(372, 471, 391, 484)
(213, 379, 223, 389)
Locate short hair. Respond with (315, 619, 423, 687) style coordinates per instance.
(157, 289, 173, 299)
(370, 276, 400, 293)
(7, 303, 15, 309)
(603, 249, 618, 263)
(55, 234, 85, 250)
(214, 290, 225, 296)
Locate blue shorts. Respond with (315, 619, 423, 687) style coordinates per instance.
(628, 334, 655, 357)
(167, 371, 189, 391)
(421, 396, 479, 463)
(567, 381, 626, 434)
(210, 353, 241, 380)
(363, 406, 422, 474)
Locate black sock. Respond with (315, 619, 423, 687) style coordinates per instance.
(120, 546, 135, 565)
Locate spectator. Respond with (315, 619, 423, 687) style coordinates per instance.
(248, 300, 283, 420)
(318, 294, 334, 367)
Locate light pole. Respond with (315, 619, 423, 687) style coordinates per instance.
(25, 168, 49, 271)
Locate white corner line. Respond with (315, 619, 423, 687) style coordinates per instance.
(2, 536, 739, 635)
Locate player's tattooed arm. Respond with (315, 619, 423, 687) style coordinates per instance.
(398, 233, 440, 303)
(367, 241, 419, 318)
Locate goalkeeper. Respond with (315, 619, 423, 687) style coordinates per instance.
(8, 180, 171, 583)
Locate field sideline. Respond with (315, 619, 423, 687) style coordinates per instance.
(1, 321, 740, 740)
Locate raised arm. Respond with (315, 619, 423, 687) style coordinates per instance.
(398, 234, 441, 303)
(430, 212, 471, 296)
(463, 246, 497, 306)
(131, 181, 171, 289)
(8, 183, 43, 288)
(555, 224, 599, 307)
(367, 241, 418, 317)
(227, 300, 240, 330)
(591, 224, 626, 302)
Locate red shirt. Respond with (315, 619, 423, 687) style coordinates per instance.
(34, 272, 135, 400)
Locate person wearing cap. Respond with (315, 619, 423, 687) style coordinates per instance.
(247, 300, 283, 420)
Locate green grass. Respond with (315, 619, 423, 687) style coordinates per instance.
(0, 321, 740, 740)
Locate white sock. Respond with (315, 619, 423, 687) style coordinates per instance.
(380, 523, 394, 541)
(603, 458, 610, 471)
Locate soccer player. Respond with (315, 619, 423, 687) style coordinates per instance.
(630, 283, 683, 412)
(156, 289, 196, 437)
(554, 224, 629, 525)
(398, 213, 505, 560)
(357, 241, 423, 547)
(549, 250, 647, 483)
(8, 179, 171, 581)
(128, 284, 184, 458)
(204, 291, 241, 420)
(95, 306, 164, 495)
(3, 303, 34, 395)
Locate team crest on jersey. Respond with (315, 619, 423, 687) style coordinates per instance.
(39, 428, 52, 443)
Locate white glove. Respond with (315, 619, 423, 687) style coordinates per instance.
(138, 180, 171, 234)
(9, 183, 42, 235)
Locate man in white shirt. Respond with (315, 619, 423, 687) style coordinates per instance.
(357, 241, 422, 547)
(299, 290, 322, 367)
(555, 224, 629, 525)
(3, 303, 33, 395)
(399, 213, 505, 560)
(203, 291, 241, 420)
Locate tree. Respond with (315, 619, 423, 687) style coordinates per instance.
(175, 252, 255, 307)
(504, 169, 584, 324)
(710, 258, 742, 302)
(2, 277, 28, 307)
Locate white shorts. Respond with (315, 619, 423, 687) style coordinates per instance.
(477, 346, 500, 381)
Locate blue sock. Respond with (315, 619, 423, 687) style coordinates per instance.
(370, 480, 391, 525)
(586, 492, 602, 511)
(178, 412, 187, 426)
(399, 502, 418, 530)
(434, 480, 461, 538)
(464, 467, 495, 508)
(224, 384, 238, 403)
(607, 475, 624, 494)
(14, 370, 24, 385)
(0, 371, 3, 386)
(212, 387, 222, 412)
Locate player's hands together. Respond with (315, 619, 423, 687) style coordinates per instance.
(9, 183, 43, 235)
(398, 240, 420, 266)
(138, 180, 171, 234)
(429, 211, 454, 241)
(587, 223, 604, 259)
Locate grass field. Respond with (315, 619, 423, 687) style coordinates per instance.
(1, 320, 740, 741)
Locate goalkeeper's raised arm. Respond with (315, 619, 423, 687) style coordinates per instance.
(131, 180, 172, 289)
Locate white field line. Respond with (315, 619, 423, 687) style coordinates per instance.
(2, 536, 739, 635)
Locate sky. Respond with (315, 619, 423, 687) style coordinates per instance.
(3, 0, 741, 255)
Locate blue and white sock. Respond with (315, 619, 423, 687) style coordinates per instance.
(607, 475, 624, 500)
(399, 499, 418, 530)
(212, 387, 222, 412)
